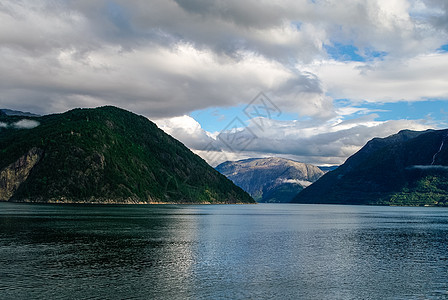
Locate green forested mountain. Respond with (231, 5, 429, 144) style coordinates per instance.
(293, 129, 448, 206)
(0, 106, 254, 204)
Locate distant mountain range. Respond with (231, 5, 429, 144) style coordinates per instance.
(3, 107, 446, 206)
(216, 157, 324, 203)
(293, 129, 448, 206)
(0, 106, 254, 204)
(318, 166, 339, 172)
(0, 109, 40, 117)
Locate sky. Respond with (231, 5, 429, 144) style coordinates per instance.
(1, 0, 448, 166)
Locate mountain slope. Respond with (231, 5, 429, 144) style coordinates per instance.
(216, 157, 324, 203)
(293, 129, 448, 206)
(0, 106, 254, 204)
(0, 109, 40, 117)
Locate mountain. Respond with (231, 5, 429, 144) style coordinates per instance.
(0, 106, 254, 204)
(318, 166, 339, 173)
(0, 109, 40, 117)
(293, 129, 448, 206)
(216, 157, 324, 203)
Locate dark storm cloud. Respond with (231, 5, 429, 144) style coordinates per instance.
(421, 0, 448, 31)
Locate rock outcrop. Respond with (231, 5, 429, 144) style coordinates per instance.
(0, 147, 43, 201)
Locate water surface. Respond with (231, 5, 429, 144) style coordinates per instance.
(0, 203, 447, 299)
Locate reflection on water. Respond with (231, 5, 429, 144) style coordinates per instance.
(0, 203, 448, 299)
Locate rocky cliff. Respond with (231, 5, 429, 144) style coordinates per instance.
(0, 147, 43, 201)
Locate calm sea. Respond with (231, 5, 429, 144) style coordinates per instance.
(0, 203, 447, 299)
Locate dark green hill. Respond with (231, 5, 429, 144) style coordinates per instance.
(0, 106, 254, 204)
(293, 129, 448, 206)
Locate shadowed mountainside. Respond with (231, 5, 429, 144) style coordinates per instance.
(293, 129, 448, 206)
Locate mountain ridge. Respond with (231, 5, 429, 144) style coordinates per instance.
(0, 109, 40, 117)
(293, 129, 448, 206)
(0, 106, 254, 204)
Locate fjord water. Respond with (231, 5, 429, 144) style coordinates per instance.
(0, 203, 447, 299)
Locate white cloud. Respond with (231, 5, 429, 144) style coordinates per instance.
(158, 113, 431, 166)
(0, 41, 327, 118)
(1, 0, 447, 117)
(279, 178, 314, 187)
(12, 119, 40, 129)
(408, 165, 448, 170)
(310, 52, 448, 102)
(155, 115, 213, 149)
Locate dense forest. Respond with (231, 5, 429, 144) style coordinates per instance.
(0, 106, 254, 204)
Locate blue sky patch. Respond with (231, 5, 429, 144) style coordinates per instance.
(190, 104, 298, 133)
(106, 1, 132, 34)
(335, 99, 448, 128)
(193, 99, 448, 133)
(325, 42, 388, 62)
(325, 43, 364, 62)
(438, 44, 448, 52)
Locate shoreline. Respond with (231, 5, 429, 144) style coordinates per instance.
(1, 199, 256, 205)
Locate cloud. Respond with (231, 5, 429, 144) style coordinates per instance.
(408, 165, 448, 171)
(0, 39, 326, 119)
(155, 115, 213, 149)
(0, 1, 325, 118)
(279, 178, 314, 187)
(0, 119, 40, 129)
(235, 117, 430, 165)
(420, 0, 448, 32)
(309, 52, 448, 102)
(12, 119, 40, 129)
(1, 0, 447, 118)
(158, 113, 431, 166)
